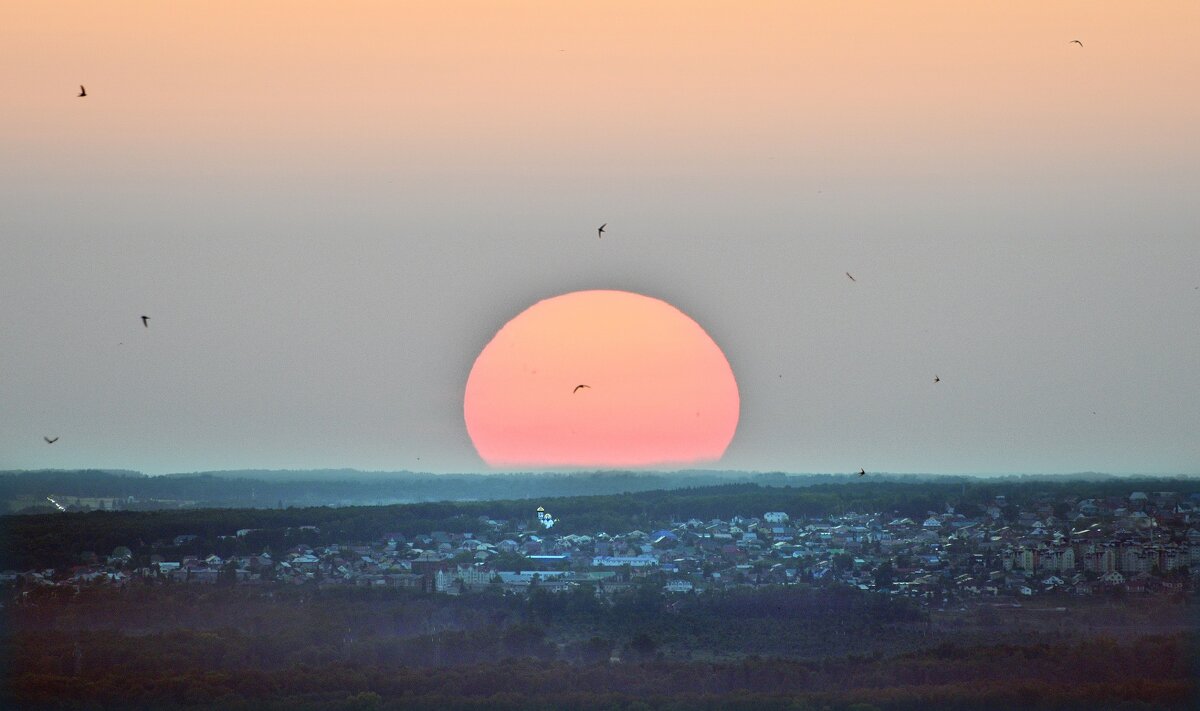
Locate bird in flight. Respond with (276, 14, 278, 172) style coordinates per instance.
(573, 384, 591, 393)
(141, 315, 150, 327)
(78, 85, 87, 97)
(933, 375, 941, 383)
(1070, 40, 1083, 46)
(845, 272, 856, 282)
(597, 223, 606, 238)
(44, 436, 59, 444)
(858, 468, 866, 477)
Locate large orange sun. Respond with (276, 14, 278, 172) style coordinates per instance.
(464, 290, 739, 468)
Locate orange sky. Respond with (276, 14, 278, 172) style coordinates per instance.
(5, 2, 1197, 183)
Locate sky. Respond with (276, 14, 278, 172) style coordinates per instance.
(2, 1, 1198, 476)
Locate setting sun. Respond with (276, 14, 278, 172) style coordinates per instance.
(464, 290, 739, 468)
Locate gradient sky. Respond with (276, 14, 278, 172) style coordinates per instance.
(2, 1, 1198, 475)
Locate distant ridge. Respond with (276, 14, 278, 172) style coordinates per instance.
(0, 468, 145, 478)
(2, 467, 1196, 516)
(116, 468, 1185, 482)
(4, 468, 1194, 483)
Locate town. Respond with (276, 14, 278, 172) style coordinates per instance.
(6, 488, 1197, 605)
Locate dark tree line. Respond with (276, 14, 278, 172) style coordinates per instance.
(6, 581, 928, 661)
(0, 469, 808, 512)
(3, 575, 1195, 710)
(3, 635, 1193, 710)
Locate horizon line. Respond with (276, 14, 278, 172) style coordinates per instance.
(3, 467, 1198, 480)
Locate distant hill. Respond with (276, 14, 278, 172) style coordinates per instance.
(0, 469, 795, 512)
(1, 468, 1193, 514)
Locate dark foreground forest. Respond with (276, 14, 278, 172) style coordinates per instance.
(3, 584, 1196, 710)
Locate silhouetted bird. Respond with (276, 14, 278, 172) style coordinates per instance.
(141, 315, 150, 327)
(1070, 40, 1083, 46)
(597, 223, 606, 238)
(44, 436, 59, 444)
(78, 85, 86, 97)
(573, 384, 591, 393)
(933, 375, 941, 383)
(845, 272, 856, 282)
(858, 468, 866, 477)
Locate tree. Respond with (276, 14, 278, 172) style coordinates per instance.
(217, 560, 239, 587)
(567, 636, 614, 664)
(502, 623, 550, 659)
(628, 631, 658, 660)
(491, 551, 528, 573)
(873, 562, 894, 590)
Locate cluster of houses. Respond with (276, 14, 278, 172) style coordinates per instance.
(4, 490, 1198, 605)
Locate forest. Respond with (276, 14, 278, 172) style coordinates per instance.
(1, 469, 788, 512)
(3, 468, 1190, 516)
(2, 583, 1195, 710)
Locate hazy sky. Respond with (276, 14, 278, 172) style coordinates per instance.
(2, 2, 1198, 476)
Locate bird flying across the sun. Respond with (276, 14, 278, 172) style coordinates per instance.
(573, 384, 591, 393)
(933, 375, 941, 383)
(1070, 40, 1083, 46)
(77, 85, 86, 97)
(141, 315, 150, 327)
(858, 467, 866, 477)
(845, 272, 856, 282)
(44, 436, 59, 444)
(597, 223, 606, 238)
